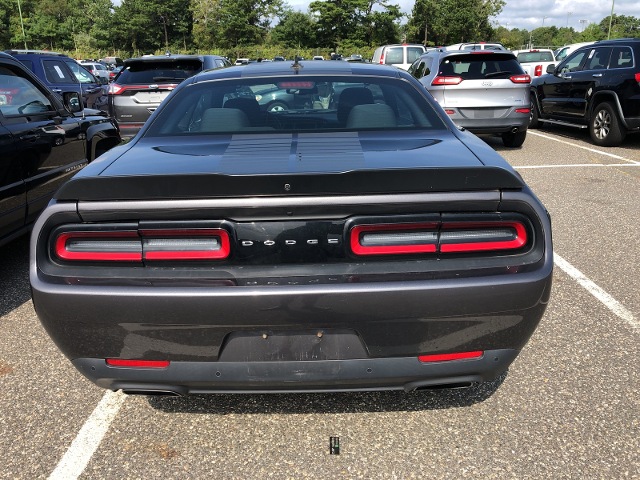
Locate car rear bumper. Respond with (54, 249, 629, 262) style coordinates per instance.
(449, 110, 530, 134)
(73, 348, 520, 394)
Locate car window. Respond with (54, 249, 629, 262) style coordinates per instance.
(609, 46, 633, 69)
(144, 76, 447, 136)
(0, 66, 54, 116)
(64, 60, 96, 84)
(517, 51, 554, 62)
(117, 60, 203, 84)
(43, 59, 77, 84)
(406, 47, 425, 63)
(384, 48, 404, 65)
(442, 54, 522, 79)
(559, 50, 589, 73)
(584, 47, 612, 71)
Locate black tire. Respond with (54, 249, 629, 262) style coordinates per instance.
(266, 101, 288, 113)
(529, 97, 540, 129)
(501, 130, 527, 148)
(589, 102, 626, 147)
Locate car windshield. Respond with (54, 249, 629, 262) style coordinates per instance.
(117, 60, 203, 84)
(64, 60, 97, 84)
(517, 51, 554, 62)
(441, 54, 522, 79)
(144, 75, 446, 137)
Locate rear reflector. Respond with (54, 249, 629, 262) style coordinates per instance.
(54, 228, 230, 262)
(432, 76, 463, 86)
(106, 359, 170, 368)
(350, 220, 528, 256)
(418, 351, 483, 363)
(515, 108, 531, 114)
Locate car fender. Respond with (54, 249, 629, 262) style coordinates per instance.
(589, 90, 629, 129)
(86, 122, 121, 161)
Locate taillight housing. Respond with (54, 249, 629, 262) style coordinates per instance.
(349, 217, 530, 257)
(52, 225, 231, 263)
(432, 76, 463, 86)
(510, 74, 531, 84)
(108, 83, 124, 95)
(534, 65, 543, 76)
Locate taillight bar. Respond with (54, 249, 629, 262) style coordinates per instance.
(54, 228, 230, 262)
(418, 351, 483, 363)
(510, 74, 531, 84)
(432, 76, 463, 86)
(106, 359, 170, 368)
(350, 220, 528, 256)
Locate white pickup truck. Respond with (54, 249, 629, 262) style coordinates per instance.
(513, 49, 557, 77)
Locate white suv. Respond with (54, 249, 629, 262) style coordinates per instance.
(372, 44, 426, 70)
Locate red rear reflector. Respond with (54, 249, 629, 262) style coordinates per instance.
(106, 359, 170, 368)
(432, 76, 463, 86)
(515, 108, 531, 114)
(444, 109, 455, 115)
(350, 223, 438, 256)
(534, 65, 543, 76)
(510, 74, 531, 84)
(418, 351, 483, 363)
(635, 73, 640, 83)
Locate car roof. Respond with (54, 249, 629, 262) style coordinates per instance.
(124, 54, 203, 66)
(4, 49, 69, 58)
(190, 60, 404, 82)
(420, 50, 516, 60)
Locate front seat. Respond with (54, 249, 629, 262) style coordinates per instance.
(337, 87, 374, 126)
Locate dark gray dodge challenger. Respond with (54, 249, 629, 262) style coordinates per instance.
(30, 60, 553, 396)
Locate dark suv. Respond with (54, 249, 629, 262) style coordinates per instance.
(108, 54, 230, 136)
(530, 38, 640, 146)
(6, 50, 106, 110)
(0, 52, 120, 247)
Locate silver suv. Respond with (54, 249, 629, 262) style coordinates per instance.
(409, 50, 531, 147)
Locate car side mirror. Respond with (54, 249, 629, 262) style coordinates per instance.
(63, 92, 83, 113)
(547, 64, 556, 74)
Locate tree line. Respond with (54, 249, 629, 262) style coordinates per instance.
(1, 0, 638, 61)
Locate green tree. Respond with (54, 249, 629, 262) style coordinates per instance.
(271, 11, 317, 48)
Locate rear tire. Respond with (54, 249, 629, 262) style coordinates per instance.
(529, 97, 540, 129)
(590, 102, 625, 147)
(502, 130, 527, 148)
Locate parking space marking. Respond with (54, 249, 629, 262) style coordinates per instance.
(528, 131, 640, 164)
(516, 164, 640, 169)
(554, 253, 638, 331)
(48, 390, 127, 480)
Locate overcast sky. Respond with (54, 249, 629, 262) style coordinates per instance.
(287, 0, 639, 31)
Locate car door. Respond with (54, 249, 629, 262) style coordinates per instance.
(539, 49, 590, 117)
(0, 61, 86, 229)
(0, 117, 26, 241)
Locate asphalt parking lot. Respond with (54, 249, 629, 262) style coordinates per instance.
(1, 124, 638, 479)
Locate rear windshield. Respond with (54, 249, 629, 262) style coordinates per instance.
(117, 60, 203, 84)
(384, 47, 404, 65)
(440, 54, 523, 79)
(517, 51, 554, 62)
(406, 47, 425, 63)
(144, 75, 447, 136)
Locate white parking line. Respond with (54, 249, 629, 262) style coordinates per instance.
(516, 163, 640, 169)
(554, 253, 638, 331)
(528, 131, 640, 164)
(48, 390, 127, 480)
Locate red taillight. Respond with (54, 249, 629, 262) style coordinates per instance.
(379, 54, 384, 64)
(55, 231, 142, 262)
(510, 74, 531, 84)
(350, 220, 528, 256)
(106, 359, 170, 368)
(108, 83, 125, 95)
(432, 76, 463, 86)
(140, 229, 230, 260)
(635, 73, 640, 83)
(350, 223, 438, 256)
(534, 65, 542, 76)
(439, 221, 527, 253)
(444, 109, 455, 115)
(515, 108, 531, 114)
(418, 351, 483, 363)
(54, 228, 231, 262)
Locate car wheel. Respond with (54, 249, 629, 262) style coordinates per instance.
(529, 97, 540, 129)
(267, 101, 288, 113)
(590, 102, 626, 147)
(501, 130, 527, 148)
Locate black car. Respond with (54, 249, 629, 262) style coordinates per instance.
(108, 54, 230, 136)
(0, 52, 120, 247)
(30, 61, 553, 396)
(6, 50, 107, 110)
(530, 38, 640, 146)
